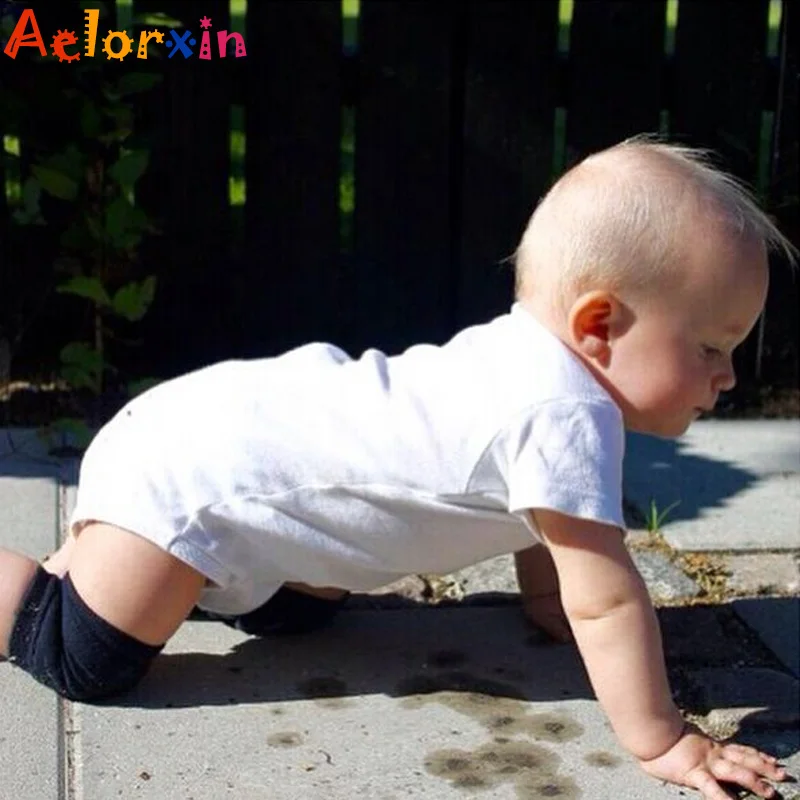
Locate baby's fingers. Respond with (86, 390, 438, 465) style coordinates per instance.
(722, 744, 785, 780)
(688, 768, 740, 800)
(709, 758, 777, 798)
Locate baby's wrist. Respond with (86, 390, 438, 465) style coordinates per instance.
(636, 717, 688, 763)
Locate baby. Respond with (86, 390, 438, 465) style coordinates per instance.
(1, 135, 795, 799)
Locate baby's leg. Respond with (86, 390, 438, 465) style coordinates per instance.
(2, 531, 87, 652)
(220, 582, 349, 636)
(200, 580, 348, 636)
(3, 522, 205, 700)
(0, 549, 40, 656)
(66, 523, 206, 645)
(515, 544, 573, 642)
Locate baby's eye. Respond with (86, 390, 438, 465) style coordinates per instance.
(701, 345, 722, 359)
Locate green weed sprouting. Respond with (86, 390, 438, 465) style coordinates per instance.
(646, 498, 681, 534)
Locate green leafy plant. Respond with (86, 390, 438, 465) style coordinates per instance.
(55, 275, 157, 393)
(2, 1, 166, 452)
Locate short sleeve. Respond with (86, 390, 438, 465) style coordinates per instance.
(501, 400, 625, 529)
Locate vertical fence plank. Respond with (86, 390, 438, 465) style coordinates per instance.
(132, 0, 233, 375)
(762, 0, 798, 390)
(671, 0, 769, 183)
(457, 0, 559, 328)
(567, 0, 666, 161)
(0, 46, 9, 301)
(672, 0, 771, 388)
(1, 52, 25, 377)
(0, 58, 10, 373)
(240, 0, 342, 355)
(354, 0, 458, 352)
(772, 0, 797, 219)
(0, 135, 6, 288)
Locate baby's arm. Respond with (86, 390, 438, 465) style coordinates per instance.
(514, 544, 572, 642)
(532, 508, 785, 799)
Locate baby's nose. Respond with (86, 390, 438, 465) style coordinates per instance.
(715, 361, 737, 392)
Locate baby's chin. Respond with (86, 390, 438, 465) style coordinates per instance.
(624, 414, 695, 440)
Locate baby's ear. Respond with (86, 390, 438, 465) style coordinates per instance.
(581, 336, 607, 359)
(568, 291, 617, 362)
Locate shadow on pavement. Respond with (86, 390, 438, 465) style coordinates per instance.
(623, 432, 758, 524)
(108, 603, 594, 711)
(99, 598, 797, 726)
(0, 429, 80, 482)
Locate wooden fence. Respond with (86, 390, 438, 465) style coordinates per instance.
(1, 0, 797, 390)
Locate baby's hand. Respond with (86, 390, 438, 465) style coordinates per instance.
(639, 723, 786, 799)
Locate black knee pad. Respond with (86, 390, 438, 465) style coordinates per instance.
(8, 566, 163, 702)
(220, 586, 347, 636)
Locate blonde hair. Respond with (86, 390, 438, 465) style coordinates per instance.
(514, 134, 797, 312)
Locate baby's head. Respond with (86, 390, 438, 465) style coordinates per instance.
(514, 135, 797, 438)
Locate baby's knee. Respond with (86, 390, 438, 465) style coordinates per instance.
(7, 566, 163, 702)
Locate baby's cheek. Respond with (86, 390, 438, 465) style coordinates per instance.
(651, 362, 695, 407)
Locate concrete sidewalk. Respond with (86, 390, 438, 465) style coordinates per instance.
(1, 422, 798, 799)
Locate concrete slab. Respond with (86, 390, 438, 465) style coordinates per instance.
(630, 550, 700, 601)
(452, 549, 702, 605)
(0, 668, 62, 800)
(724, 552, 800, 597)
(360, 549, 701, 613)
(689, 667, 800, 733)
(450, 554, 519, 597)
(0, 445, 65, 799)
(0, 466, 61, 562)
(71, 607, 798, 800)
(734, 596, 800, 678)
(624, 421, 800, 551)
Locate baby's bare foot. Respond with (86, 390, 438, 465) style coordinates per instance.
(41, 536, 77, 578)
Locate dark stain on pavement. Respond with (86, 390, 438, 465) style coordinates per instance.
(516, 775, 581, 798)
(401, 669, 583, 795)
(584, 751, 621, 769)
(267, 731, 304, 748)
(399, 671, 582, 742)
(398, 670, 527, 704)
(487, 713, 583, 743)
(425, 740, 580, 798)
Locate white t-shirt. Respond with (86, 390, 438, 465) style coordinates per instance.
(71, 304, 625, 614)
